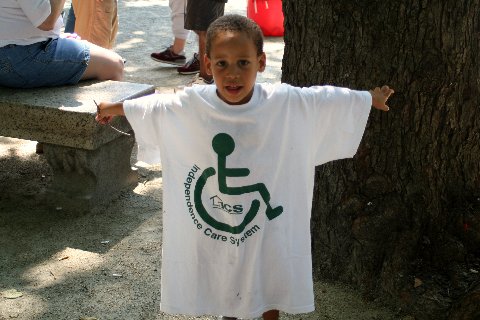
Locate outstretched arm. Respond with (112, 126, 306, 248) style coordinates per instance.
(369, 85, 394, 111)
(95, 101, 125, 124)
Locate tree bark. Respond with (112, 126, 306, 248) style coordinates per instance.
(282, 1, 480, 318)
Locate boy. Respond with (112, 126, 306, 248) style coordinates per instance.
(97, 14, 394, 320)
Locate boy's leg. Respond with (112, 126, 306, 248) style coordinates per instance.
(263, 310, 279, 320)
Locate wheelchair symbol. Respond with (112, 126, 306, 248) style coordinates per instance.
(194, 133, 283, 234)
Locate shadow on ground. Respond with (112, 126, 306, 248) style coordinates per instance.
(0, 138, 164, 319)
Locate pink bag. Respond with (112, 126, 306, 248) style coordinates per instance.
(247, 0, 284, 37)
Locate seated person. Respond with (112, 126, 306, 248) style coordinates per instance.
(0, 0, 124, 88)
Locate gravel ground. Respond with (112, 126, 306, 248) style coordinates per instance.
(0, 1, 402, 319)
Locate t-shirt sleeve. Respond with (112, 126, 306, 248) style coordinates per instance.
(302, 86, 372, 165)
(18, 0, 52, 27)
(124, 94, 165, 165)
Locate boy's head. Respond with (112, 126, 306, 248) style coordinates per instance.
(205, 14, 267, 106)
(206, 14, 264, 58)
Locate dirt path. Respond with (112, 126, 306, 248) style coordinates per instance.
(1, 1, 401, 319)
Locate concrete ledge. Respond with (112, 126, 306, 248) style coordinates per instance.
(0, 80, 154, 150)
(43, 135, 138, 211)
(0, 80, 155, 211)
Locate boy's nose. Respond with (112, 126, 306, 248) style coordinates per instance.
(226, 66, 240, 78)
(226, 73, 239, 80)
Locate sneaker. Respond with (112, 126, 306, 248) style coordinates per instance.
(177, 53, 200, 75)
(150, 46, 186, 66)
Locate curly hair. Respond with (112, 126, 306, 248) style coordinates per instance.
(206, 14, 264, 57)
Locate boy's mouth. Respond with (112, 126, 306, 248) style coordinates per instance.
(225, 85, 242, 93)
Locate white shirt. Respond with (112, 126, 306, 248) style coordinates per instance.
(0, 0, 63, 47)
(124, 83, 372, 319)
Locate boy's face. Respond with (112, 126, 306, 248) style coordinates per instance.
(205, 31, 266, 105)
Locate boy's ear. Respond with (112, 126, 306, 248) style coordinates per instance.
(204, 54, 213, 76)
(258, 52, 266, 72)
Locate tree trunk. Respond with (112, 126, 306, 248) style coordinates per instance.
(282, 1, 480, 319)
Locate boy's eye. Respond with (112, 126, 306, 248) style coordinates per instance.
(216, 61, 227, 67)
(238, 60, 249, 67)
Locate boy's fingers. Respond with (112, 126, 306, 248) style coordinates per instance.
(95, 115, 105, 124)
(95, 114, 112, 125)
(381, 85, 394, 98)
(375, 103, 389, 112)
(381, 85, 391, 92)
(371, 86, 394, 111)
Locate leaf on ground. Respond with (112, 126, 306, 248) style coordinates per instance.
(3, 289, 23, 299)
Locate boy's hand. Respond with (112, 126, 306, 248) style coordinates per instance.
(93, 100, 113, 124)
(94, 100, 132, 136)
(96, 113, 113, 125)
(369, 85, 394, 111)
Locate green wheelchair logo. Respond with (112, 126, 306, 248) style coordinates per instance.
(194, 133, 283, 234)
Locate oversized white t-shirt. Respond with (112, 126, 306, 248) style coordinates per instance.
(124, 83, 372, 319)
(0, 0, 62, 47)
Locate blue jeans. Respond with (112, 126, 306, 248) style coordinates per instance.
(64, 4, 76, 33)
(0, 37, 90, 88)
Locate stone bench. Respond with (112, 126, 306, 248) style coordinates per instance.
(0, 80, 155, 211)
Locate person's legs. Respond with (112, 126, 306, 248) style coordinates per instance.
(151, 0, 190, 65)
(81, 42, 124, 81)
(64, 4, 76, 33)
(0, 38, 122, 99)
(184, 0, 225, 32)
(108, 2, 119, 48)
(196, 30, 209, 80)
(183, 0, 225, 81)
(171, 38, 187, 55)
(72, 0, 118, 49)
(170, 0, 189, 53)
(0, 38, 91, 88)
